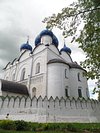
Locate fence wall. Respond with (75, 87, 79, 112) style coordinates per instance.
(0, 96, 100, 123)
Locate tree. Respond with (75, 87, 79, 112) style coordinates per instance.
(43, 0, 100, 98)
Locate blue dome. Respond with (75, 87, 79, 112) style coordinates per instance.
(34, 29, 59, 48)
(60, 44, 71, 54)
(40, 29, 53, 38)
(52, 34, 59, 48)
(20, 41, 32, 51)
(35, 35, 41, 46)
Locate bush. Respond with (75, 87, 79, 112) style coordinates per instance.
(0, 120, 16, 130)
(67, 123, 77, 132)
(15, 120, 31, 131)
(31, 123, 42, 131)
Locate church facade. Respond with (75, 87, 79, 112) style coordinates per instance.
(1, 29, 89, 99)
(0, 29, 100, 123)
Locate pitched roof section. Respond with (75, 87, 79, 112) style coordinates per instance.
(0, 79, 29, 95)
(47, 59, 86, 71)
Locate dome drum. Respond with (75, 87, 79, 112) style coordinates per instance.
(41, 35, 52, 45)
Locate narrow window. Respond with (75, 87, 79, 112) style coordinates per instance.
(36, 63, 40, 74)
(65, 69, 68, 78)
(78, 73, 81, 81)
(78, 88, 82, 97)
(20, 68, 25, 80)
(65, 86, 69, 97)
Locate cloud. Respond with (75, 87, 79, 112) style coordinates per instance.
(0, 0, 72, 74)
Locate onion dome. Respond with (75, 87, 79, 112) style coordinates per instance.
(60, 44, 71, 54)
(40, 29, 53, 38)
(35, 35, 41, 46)
(20, 41, 32, 51)
(34, 29, 59, 48)
(52, 34, 59, 48)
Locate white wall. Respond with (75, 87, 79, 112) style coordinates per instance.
(0, 96, 100, 123)
(69, 68, 88, 99)
(47, 63, 69, 98)
(60, 51, 72, 63)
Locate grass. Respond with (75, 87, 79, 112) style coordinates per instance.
(0, 129, 73, 133)
(0, 129, 99, 133)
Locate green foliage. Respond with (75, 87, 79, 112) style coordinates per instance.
(15, 120, 31, 131)
(43, 0, 100, 92)
(0, 120, 16, 130)
(67, 124, 77, 132)
(0, 120, 100, 132)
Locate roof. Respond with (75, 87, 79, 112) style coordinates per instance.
(47, 59, 86, 71)
(0, 79, 29, 95)
(20, 42, 32, 51)
(35, 29, 59, 47)
(3, 62, 11, 70)
(60, 44, 71, 54)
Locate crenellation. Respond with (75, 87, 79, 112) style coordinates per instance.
(42, 96, 48, 108)
(81, 99, 87, 109)
(65, 98, 71, 109)
(54, 97, 60, 109)
(25, 97, 32, 108)
(60, 97, 66, 110)
(76, 99, 82, 109)
(0, 96, 100, 122)
(8, 97, 15, 108)
(31, 96, 37, 108)
(2, 96, 9, 108)
(70, 98, 77, 109)
(86, 99, 92, 109)
(14, 97, 20, 108)
(37, 96, 43, 108)
(19, 97, 26, 108)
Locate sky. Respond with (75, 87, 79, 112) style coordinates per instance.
(0, 0, 97, 99)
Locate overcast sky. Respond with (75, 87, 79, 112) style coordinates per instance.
(0, 0, 97, 99)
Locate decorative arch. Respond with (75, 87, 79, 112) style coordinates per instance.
(11, 69, 16, 81)
(20, 68, 26, 81)
(16, 63, 27, 81)
(12, 73, 15, 81)
(36, 63, 40, 74)
(32, 87, 36, 97)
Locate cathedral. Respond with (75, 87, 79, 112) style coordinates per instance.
(0, 29, 89, 99)
(1, 29, 100, 123)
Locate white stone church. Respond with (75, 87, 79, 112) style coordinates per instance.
(0, 29, 89, 99)
(0, 29, 100, 123)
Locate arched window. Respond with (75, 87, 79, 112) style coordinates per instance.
(20, 68, 25, 81)
(65, 86, 69, 97)
(65, 69, 68, 78)
(32, 87, 36, 97)
(78, 87, 82, 97)
(78, 73, 81, 81)
(36, 63, 40, 74)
